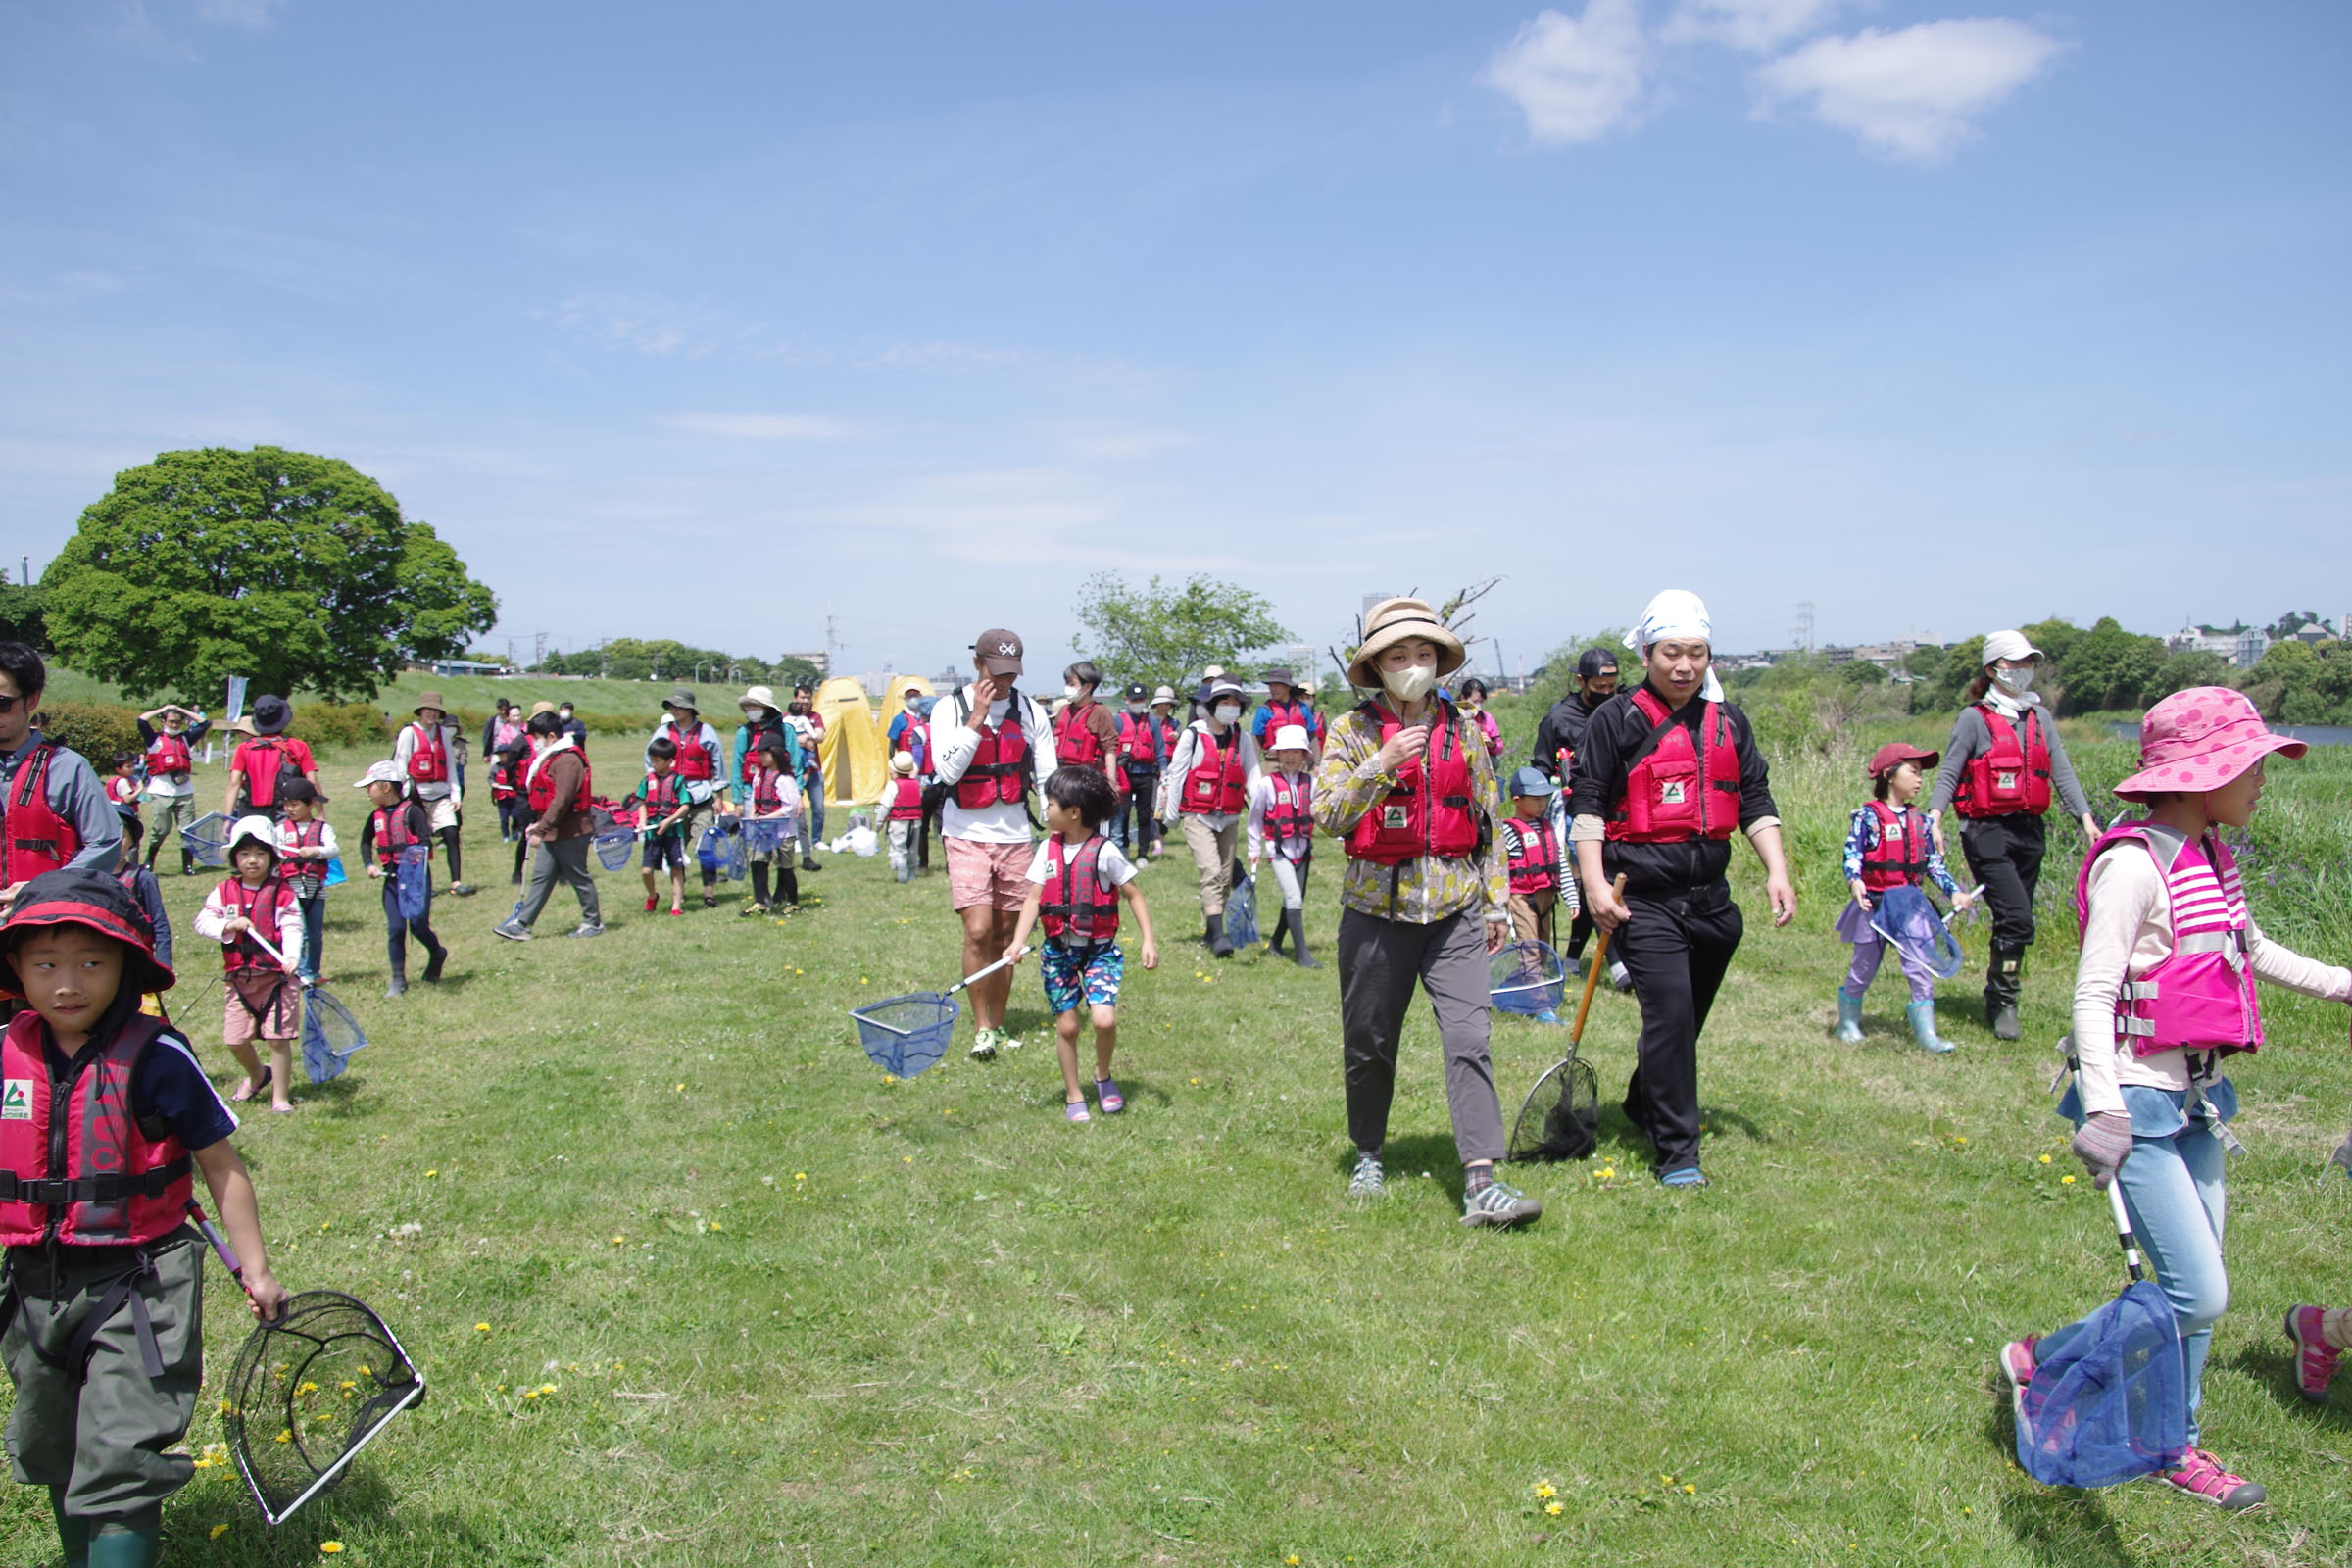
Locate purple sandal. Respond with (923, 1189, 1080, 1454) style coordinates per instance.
(1064, 1101, 1091, 1123)
(1095, 1078, 1124, 1114)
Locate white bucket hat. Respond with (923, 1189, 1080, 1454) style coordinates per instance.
(1271, 724, 1312, 753)
(225, 815, 279, 857)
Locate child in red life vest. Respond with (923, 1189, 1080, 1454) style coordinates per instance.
(1004, 767, 1158, 1123)
(0, 868, 286, 1568)
(273, 780, 339, 985)
(631, 737, 693, 917)
(884, 751, 924, 884)
(1835, 743, 1975, 1054)
(191, 816, 305, 1110)
(104, 752, 141, 824)
(1246, 724, 1321, 968)
(2003, 688, 2351, 1511)
(1501, 767, 1575, 962)
(355, 762, 447, 998)
(739, 737, 802, 913)
(493, 739, 532, 886)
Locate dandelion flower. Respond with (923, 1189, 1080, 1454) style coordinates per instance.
(2062, 1174, 2077, 1185)
(2037, 1154, 2051, 1164)
(1682, 1484, 1695, 1494)
(320, 1543, 344, 1553)
(424, 1169, 438, 1179)
(1287, 1558, 1300, 1566)
(1533, 1482, 1556, 1498)
(794, 1172, 807, 1181)
(211, 1524, 230, 1540)
(275, 1429, 292, 1444)
(539, 1383, 557, 1394)
(474, 1322, 492, 1333)
(1544, 1500, 1563, 1516)
(612, 1235, 625, 1245)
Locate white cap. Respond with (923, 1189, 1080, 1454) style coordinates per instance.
(1271, 724, 1312, 753)
(225, 815, 278, 856)
(353, 760, 402, 789)
(1982, 629, 2044, 664)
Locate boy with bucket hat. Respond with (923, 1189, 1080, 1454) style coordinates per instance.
(392, 691, 474, 896)
(649, 691, 728, 909)
(1312, 598, 1537, 1227)
(2002, 687, 2352, 1511)
(0, 867, 286, 1568)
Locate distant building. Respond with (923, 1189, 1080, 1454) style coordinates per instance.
(425, 658, 506, 677)
(2235, 628, 2271, 668)
(782, 650, 830, 678)
(1852, 639, 1919, 669)
(2169, 622, 2244, 662)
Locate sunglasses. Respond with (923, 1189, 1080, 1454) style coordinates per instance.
(0, 694, 25, 715)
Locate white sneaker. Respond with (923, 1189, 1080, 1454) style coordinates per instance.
(968, 1028, 999, 1061)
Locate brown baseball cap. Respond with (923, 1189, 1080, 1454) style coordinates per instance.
(971, 628, 1024, 676)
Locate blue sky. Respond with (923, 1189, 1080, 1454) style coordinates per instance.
(3, 1, 2346, 684)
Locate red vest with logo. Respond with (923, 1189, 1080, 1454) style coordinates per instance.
(2075, 823, 2263, 1059)
(662, 722, 718, 784)
(0, 1011, 193, 1247)
(1116, 712, 1165, 768)
(639, 771, 684, 826)
(1604, 689, 1740, 844)
(1505, 816, 1559, 896)
(1180, 727, 1248, 815)
(1261, 772, 1313, 848)
(282, 817, 329, 898)
(1858, 801, 1929, 892)
(145, 731, 192, 777)
(1345, 701, 1479, 864)
(368, 803, 425, 868)
(1054, 701, 1108, 768)
(746, 763, 791, 816)
(1040, 835, 1120, 945)
(1953, 705, 2052, 818)
(4, 744, 81, 888)
(889, 714, 930, 775)
(954, 696, 1030, 810)
(886, 777, 924, 821)
(219, 876, 296, 972)
(404, 721, 449, 784)
(526, 747, 591, 816)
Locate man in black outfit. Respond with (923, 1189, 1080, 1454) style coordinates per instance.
(1533, 647, 1620, 973)
(1568, 597, 1794, 1188)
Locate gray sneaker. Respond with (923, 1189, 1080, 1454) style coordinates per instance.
(566, 922, 605, 938)
(1348, 1152, 1386, 1200)
(1462, 1179, 1542, 1228)
(492, 919, 532, 942)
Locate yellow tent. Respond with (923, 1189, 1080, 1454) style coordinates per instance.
(877, 675, 935, 765)
(815, 677, 887, 807)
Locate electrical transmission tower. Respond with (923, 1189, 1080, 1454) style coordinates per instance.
(1793, 600, 1816, 654)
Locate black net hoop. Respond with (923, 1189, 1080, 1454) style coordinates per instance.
(224, 1290, 426, 1526)
(1507, 1054, 1599, 1163)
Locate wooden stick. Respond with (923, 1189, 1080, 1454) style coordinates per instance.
(1565, 874, 1629, 1049)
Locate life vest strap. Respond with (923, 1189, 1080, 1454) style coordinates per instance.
(0, 1154, 193, 1207)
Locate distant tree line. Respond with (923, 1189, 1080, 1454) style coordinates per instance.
(533, 638, 822, 690)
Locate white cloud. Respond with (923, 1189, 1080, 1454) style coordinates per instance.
(544, 294, 717, 358)
(655, 412, 869, 442)
(1664, 0, 1849, 53)
(1483, 1, 1651, 145)
(1755, 19, 2066, 163)
(195, 0, 291, 27)
(1041, 420, 1199, 461)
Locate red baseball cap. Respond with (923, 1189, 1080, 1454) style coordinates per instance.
(1866, 742, 1940, 778)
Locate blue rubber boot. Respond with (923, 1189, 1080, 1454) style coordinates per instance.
(1907, 1000, 1954, 1054)
(1835, 990, 1865, 1042)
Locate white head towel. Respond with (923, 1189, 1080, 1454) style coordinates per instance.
(1624, 589, 1726, 702)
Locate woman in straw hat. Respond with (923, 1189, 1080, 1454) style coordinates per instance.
(1925, 629, 2101, 1040)
(2003, 686, 2350, 1511)
(1568, 590, 1794, 1189)
(1310, 597, 1539, 1228)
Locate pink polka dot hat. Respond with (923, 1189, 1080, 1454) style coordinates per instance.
(2111, 685, 2306, 803)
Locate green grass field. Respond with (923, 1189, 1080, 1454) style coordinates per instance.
(4, 715, 2351, 1566)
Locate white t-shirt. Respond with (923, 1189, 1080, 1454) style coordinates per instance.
(931, 684, 1055, 845)
(1024, 834, 1140, 888)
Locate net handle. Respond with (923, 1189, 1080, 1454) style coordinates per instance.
(240, 932, 314, 991)
(2108, 1180, 2143, 1284)
(946, 947, 1034, 997)
(1565, 875, 1628, 1049)
(186, 1201, 284, 1322)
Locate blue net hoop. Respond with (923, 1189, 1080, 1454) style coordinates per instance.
(180, 811, 232, 868)
(1223, 876, 1258, 948)
(592, 831, 636, 872)
(1490, 941, 1568, 1016)
(741, 817, 792, 857)
(1870, 886, 1965, 980)
(852, 994, 957, 1077)
(393, 846, 430, 922)
(300, 986, 368, 1085)
(2015, 1278, 2188, 1488)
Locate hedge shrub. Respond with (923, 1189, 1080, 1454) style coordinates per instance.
(37, 700, 142, 766)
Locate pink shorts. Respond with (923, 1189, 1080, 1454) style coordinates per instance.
(223, 979, 300, 1045)
(945, 837, 1031, 913)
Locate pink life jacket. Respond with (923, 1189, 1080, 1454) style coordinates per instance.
(2074, 821, 2262, 1060)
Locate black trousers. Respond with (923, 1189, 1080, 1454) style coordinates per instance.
(1119, 769, 1160, 852)
(1958, 812, 2046, 952)
(1563, 909, 1596, 962)
(1615, 885, 1742, 1173)
(382, 882, 441, 974)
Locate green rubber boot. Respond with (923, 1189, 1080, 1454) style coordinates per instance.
(1834, 990, 1865, 1042)
(1907, 999, 1955, 1054)
(86, 1525, 160, 1568)
(50, 1490, 89, 1568)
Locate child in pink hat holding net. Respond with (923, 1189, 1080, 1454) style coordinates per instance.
(2000, 687, 2352, 1511)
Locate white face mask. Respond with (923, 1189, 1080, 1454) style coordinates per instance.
(1382, 664, 1438, 705)
(1993, 664, 2036, 696)
(1213, 703, 1241, 725)
(1126, 702, 1146, 715)
(1063, 684, 1083, 703)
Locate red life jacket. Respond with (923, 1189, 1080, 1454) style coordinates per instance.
(490, 755, 519, 801)
(1953, 704, 2052, 818)
(1115, 712, 1164, 768)
(1180, 726, 1248, 816)
(952, 694, 1029, 810)
(0, 1011, 193, 1248)
(108, 776, 139, 807)
(1604, 689, 1741, 844)
(2075, 823, 2263, 1059)
(1040, 835, 1120, 945)
(145, 730, 193, 777)
(234, 738, 304, 808)
(404, 721, 449, 784)
(746, 763, 791, 816)
(281, 817, 329, 897)
(525, 745, 590, 816)
(1505, 816, 1559, 897)
(217, 875, 295, 974)
(888, 714, 929, 774)
(368, 803, 425, 868)
(1345, 700, 1480, 864)
(1054, 701, 1108, 768)
(662, 722, 718, 784)
(1260, 772, 1313, 848)
(1858, 801, 1929, 892)
(640, 770, 685, 822)
(4, 744, 81, 888)
(1260, 699, 1317, 743)
(886, 777, 924, 821)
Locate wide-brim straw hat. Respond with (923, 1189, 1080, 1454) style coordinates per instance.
(2112, 686, 2305, 802)
(1348, 597, 1465, 690)
(412, 691, 447, 715)
(739, 684, 777, 714)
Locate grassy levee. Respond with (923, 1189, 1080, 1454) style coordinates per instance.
(2, 713, 2349, 1565)
(36, 669, 702, 724)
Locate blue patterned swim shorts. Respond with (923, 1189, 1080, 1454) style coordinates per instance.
(1040, 939, 1124, 1015)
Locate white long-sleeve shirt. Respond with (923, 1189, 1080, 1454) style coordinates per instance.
(193, 875, 307, 977)
(928, 684, 1055, 845)
(390, 719, 465, 803)
(1158, 720, 1264, 832)
(1246, 771, 1314, 863)
(2070, 830, 2350, 1117)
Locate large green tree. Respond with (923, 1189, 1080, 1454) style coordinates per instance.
(44, 447, 497, 702)
(1070, 572, 1291, 695)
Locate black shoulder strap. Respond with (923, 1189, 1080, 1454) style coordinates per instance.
(1616, 694, 1690, 777)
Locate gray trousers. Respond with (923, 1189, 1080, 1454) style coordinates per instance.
(517, 835, 601, 929)
(1337, 906, 1505, 1166)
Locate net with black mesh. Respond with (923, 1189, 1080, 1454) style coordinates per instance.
(300, 988, 368, 1084)
(224, 1291, 426, 1526)
(1507, 1054, 1599, 1162)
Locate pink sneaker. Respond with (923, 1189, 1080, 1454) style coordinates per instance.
(2155, 1448, 2265, 1510)
(1999, 1337, 2038, 1429)
(2286, 1306, 2339, 1402)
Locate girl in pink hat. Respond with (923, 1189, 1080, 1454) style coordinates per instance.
(2001, 687, 2352, 1511)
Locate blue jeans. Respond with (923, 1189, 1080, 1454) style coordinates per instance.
(2045, 1083, 2231, 1446)
(296, 895, 325, 982)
